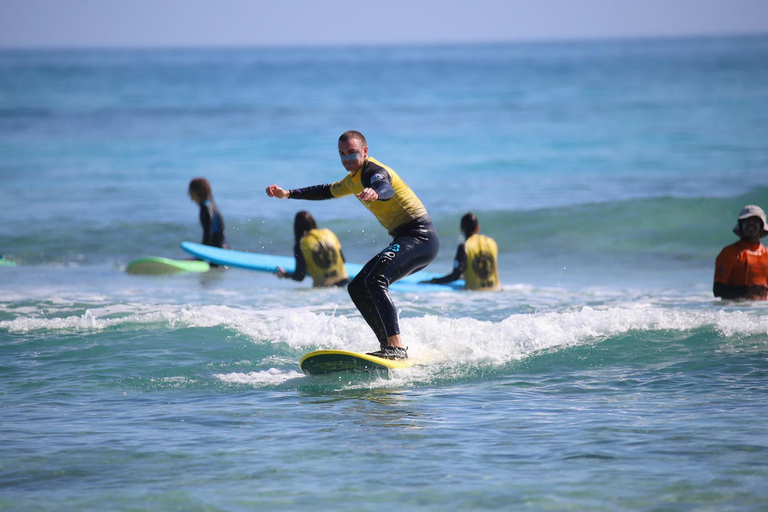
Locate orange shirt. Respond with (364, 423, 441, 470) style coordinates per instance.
(714, 240, 768, 294)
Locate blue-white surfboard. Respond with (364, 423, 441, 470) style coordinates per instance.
(180, 241, 464, 292)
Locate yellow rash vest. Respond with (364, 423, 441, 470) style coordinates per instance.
(289, 157, 428, 237)
(299, 228, 348, 287)
(463, 233, 501, 291)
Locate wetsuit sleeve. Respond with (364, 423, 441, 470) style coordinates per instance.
(362, 167, 394, 201)
(199, 205, 213, 245)
(425, 244, 466, 284)
(289, 184, 334, 200)
(288, 242, 306, 282)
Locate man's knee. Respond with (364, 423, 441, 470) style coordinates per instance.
(364, 271, 389, 293)
(347, 275, 365, 301)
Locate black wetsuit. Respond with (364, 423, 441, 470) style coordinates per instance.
(289, 157, 439, 346)
(348, 217, 438, 344)
(199, 199, 228, 249)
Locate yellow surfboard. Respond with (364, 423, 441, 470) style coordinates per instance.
(300, 349, 414, 376)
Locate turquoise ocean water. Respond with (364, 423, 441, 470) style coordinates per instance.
(2, 35, 768, 510)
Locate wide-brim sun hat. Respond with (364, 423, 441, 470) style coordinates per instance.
(733, 204, 768, 237)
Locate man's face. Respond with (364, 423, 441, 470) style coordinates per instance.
(740, 216, 763, 240)
(338, 137, 368, 173)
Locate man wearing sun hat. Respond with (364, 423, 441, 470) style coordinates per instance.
(714, 204, 768, 301)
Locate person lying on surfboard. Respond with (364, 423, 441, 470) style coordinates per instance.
(420, 212, 502, 291)
(276, 211, 350, 288)
(188, 177, 230, 250)
(266, 130, 439, 360)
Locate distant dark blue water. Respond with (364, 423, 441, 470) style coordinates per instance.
(2, 35, 768, 511)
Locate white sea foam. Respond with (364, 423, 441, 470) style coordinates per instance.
(249, 305, 768, 361)
(214, 368, 305, 387)
(3, 303, 766, 361)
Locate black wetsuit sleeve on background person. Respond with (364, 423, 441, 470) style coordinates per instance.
(286, 242, 307, 282)
(199, 204, 214, 246)
(427, 243, 467, 284)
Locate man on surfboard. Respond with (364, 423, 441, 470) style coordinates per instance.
(265, 131, 439, 359)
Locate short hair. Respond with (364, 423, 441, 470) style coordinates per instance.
(338, 130, 367, 147)
(188, 177, 212, 201)
(460, 212, 479, 238)
(294, 211, 318, 241)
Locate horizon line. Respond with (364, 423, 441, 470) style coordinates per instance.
(1, 30, 767, 52)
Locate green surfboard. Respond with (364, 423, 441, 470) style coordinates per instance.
(126, 257, 210, 275)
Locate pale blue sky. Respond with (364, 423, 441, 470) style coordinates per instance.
(1, 0, 767, 49)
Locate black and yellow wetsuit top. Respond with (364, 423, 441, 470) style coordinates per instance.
(289, 157, 428, 236)
(296, 228, 348, 287)
(430, 233, 501, 291)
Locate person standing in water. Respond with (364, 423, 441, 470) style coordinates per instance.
(188, 177, 229, 249)
(422, 212, 502, 291)
(714, 204, 768, 301)
(265, 131, 439, 359)
(276, 211, 349, 288)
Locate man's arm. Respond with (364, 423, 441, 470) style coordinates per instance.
(713, 249, 734, 298)
(289, 184, 334, 200)
(361, 167, 395, 201)
(265, 184, 334, 200)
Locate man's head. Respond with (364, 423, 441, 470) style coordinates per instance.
(733, 204, 767, 241)
(460, 212, 480, 239)
(338, 130, 368, 173)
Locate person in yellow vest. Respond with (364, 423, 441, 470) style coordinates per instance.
(276, 211, 349, 288)
(265, 130, 439, 360)
(422, 212, 501, 291)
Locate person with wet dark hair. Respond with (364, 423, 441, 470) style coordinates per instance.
(422, 212, 501, 291)
(188, 177, 229, 249)
(276, 211, 349, 288)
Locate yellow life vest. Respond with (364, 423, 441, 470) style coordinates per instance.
(329, 157, 428, 235)
(464, 233, 501, 291)
(299, 228, 348, 287)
